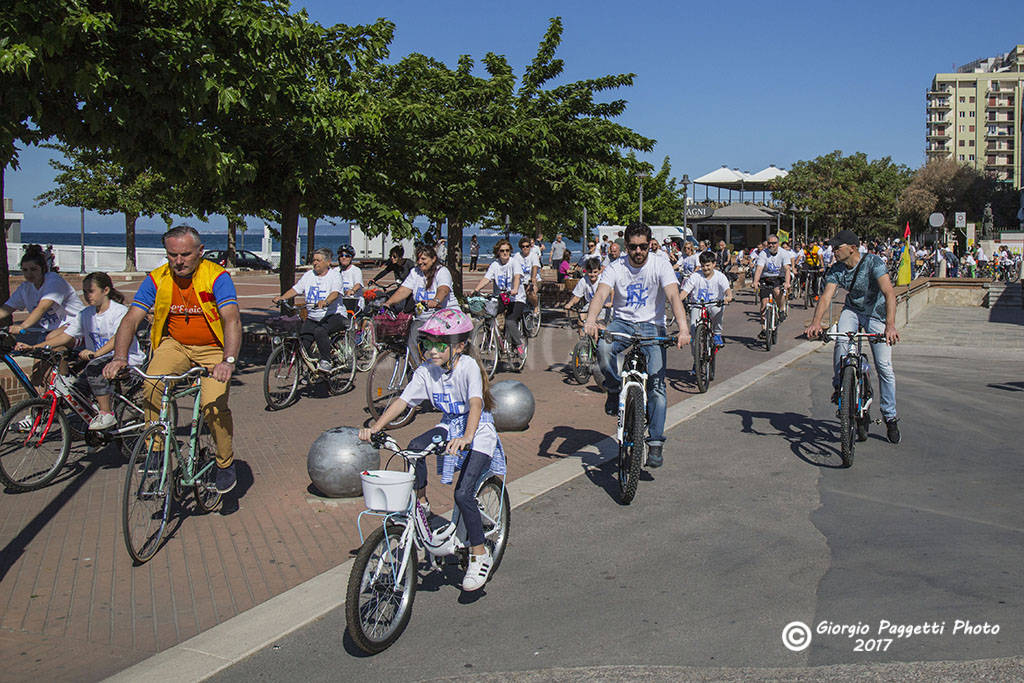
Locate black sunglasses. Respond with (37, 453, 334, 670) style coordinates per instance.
(627, 242, 649, 251)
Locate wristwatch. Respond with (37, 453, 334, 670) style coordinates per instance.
(224, 356, 236, 364)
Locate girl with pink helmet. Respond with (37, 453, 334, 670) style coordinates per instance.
(360, 308, 506, 592)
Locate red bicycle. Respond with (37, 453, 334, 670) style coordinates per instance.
(687, 299, 726, 394)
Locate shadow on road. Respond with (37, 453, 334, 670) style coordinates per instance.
(723, 408, 847, 469)
(987, 380, 1024, 392)
(535, 425, 608, 460)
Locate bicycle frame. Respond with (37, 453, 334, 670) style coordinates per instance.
(825, 331, 881, 419)
(143, 369, 215, 492)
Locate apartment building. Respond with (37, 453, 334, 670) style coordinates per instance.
(926, 44, 1023, 189)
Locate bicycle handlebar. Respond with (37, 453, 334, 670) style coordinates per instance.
(602, 330, 678, 346)
(820, 331, 885, 343)
(370, 431, 448, 460)
(129, 365, 209, 382)
(686, 299, 726, 308)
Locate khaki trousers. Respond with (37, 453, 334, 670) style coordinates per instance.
(144, 338, 233, 468)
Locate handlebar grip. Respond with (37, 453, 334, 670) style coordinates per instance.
(370, 431, 388, 449)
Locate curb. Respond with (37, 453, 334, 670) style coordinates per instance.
(107, 339, 824, 682)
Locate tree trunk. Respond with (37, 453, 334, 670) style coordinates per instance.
(0, 166, 9, 302)
(305, 216, 316, 263)
(124, 212, 138, 272)
(447, 218, 463, 296)
(226, 219, 237, 268)
(279, 194, 300, 292)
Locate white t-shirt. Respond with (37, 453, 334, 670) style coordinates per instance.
(66, 301, 145, 366)
(333, 264, 364, 310)
(528, 250, 542, 281)
(676, 254, 700, 278)
(649, 248, 671, 264)
(598, 256, 679, 324)
(976, 247, 987, 261)
(483, 259, 524, 303)
(820, 246, 833, 265)
(601, 254, 625, 269)
(5, 272, 85, 330)
(401, 265, 459, 320)
(511, 251, 542, 287)
(572, 276, 599, 303)
(399, 355, 498, 455)
(681, 270, 731, 304)
(755, 249, 791, 279)
(858, 244, 868, 254)
(295, 268, 343, 321)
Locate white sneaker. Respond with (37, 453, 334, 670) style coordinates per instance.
(462, 549, 493, 592)
(317, 359, 333, 373)
(88, 412, 117, 431)
(14, 416, 36, 432)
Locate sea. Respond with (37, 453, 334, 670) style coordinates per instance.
(18, 231, 588, 267)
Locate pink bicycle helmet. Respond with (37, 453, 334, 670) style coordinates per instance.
(419, 308, 474, 343)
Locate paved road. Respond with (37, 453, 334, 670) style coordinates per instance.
(213, 305, 1024, 680)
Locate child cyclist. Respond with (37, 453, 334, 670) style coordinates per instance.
(680, 251, 733, 371)
(15, 272, 146, 430)
(359, 309, 506, 592)
(563, 257, 609, 325)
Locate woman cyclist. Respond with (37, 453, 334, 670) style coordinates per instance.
(359, 309, 506, 592)
(468, 239, 525, 357)
(383, 245, 460, 366)
(334, 244, 364, 314)
(273, 248, 345, 373)
(1, 245, 84, 342)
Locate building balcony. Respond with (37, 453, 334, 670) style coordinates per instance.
(926, 148, 950, 156)
(988, 101, 1015, 109)
(985, 161, 1015, 169)
(926, 101, 951, 110)
(984, 130, 1013, 138)
(926, 131, 950, 140)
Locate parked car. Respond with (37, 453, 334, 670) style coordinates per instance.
(204, 249, 274, 270)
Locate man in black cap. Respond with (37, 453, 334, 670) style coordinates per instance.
(805, 230, 902, 444)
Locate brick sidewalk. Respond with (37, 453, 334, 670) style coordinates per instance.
(0, 271, 812, 681)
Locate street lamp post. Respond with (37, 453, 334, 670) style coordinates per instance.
(680, 174, 690, 238)
(636, 171, 648, 224)
(80, 207, 85, 274)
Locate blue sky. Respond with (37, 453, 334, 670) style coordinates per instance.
(7, 0, 1024, 232)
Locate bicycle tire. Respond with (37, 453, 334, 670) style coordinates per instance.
(112, 387, 149, 460)
(345, 521, 416, 654)
(123, 424, 171, 563)
(525, 306, 541, 338)
(709, 346, 717, 382)
(695, 325, 710, 394)
(0, 397, 71, 492)
(472, 322, 498, 380)
(0, 386, 9, 416)
(477, 476, 510, 576)
(569, 338, 593, 385)
(839, 366, 856, 468)
(354, 317, 378, 373)
(263, 343, 301, 410)
(191, 412, 222, 513)
(508, 323, 528, 373)
(771, 327, 778, 346)
(804, 279, 813, 309)
(764, 307, 774, 352)
(366, 351, 416, 428)
(327, 330, 357, 395)
(618, 386, 645, 505)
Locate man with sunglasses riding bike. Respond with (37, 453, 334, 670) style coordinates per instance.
(584, 222, 687, 469)
(751, 234, 792, 337)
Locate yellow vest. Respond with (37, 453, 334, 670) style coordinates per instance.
(149, 259, 227, 349)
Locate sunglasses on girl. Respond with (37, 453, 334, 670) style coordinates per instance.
(419, 338, 450, 353)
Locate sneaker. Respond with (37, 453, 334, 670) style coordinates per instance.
(462, 549, 493, 591)
(317, 359, 333, 373)
(758, 330, 766, 340)
(713, 334, 724, 347)
(88, 411, 117, 431)
(885, 418, 901, 444)
(215, 463, 237, 493)
(604, 391, 619, 416)
(646, 443, 663, 468)
(14, 416, 36, 433)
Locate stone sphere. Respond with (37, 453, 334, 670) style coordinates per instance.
(490, 380, 535, 432)
(307, 426, 379, 498)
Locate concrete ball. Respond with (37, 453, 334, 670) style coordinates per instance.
(490, 380, 535, 432)
(307, 426, 379, 498)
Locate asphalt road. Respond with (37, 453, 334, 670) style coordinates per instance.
(212, 306, 1024, 680)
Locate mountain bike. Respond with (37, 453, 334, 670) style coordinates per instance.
(604, 330, 676, 504)
(567, 305, 598, 385)
(466, 295, 527, 379)
(758, 283, 782, 351)
(122, 366, 221, 563)
(687, 300, 725, 394)
(803, 268, 824, 309)
(262, 301, 357, 410)
(822, 330, 884, 468)
(365, 309, 418, 428)
(346, 431, 509, 653)
(0, 346, 147, 492)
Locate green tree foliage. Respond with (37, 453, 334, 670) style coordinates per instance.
(771, 150, 912, 239)
(590, 154, 683, 228)
(899, 157, 1020, 231)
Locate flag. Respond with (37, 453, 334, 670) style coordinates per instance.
(777, 229, 790, 243)
(897, 222, 912, 286)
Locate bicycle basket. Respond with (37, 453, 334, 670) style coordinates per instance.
(373, 311, 412, 340)
(467, 296, 499, 319)
(361, 470, 415, 512)
(266, 315, 301, 334)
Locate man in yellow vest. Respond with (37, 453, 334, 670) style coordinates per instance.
(104, 225, 242, 493)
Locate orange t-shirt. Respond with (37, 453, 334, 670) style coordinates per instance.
(165, 276, 220, 347)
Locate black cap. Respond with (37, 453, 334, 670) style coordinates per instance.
(830, 230, 859, 249)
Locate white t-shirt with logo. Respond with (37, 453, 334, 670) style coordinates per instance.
(66, 301, 145, 366)
(5, 272, 85, 330)
(295, 268, 343, 321)
(401, 265, 459, 320)
(677, 254, 700, 278)
(598, 256, 679, 325)
(755, 249, 792, 279)
(483, 259, 524, 303)
(681, 270, 731, 304)
(333, 264, 364, 311)
(572, 276, 599, 303)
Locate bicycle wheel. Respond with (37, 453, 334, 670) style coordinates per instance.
(472, 323, 498, 379)
(122, 424, 171, 563)
(263, 343, 301, 410)
(617, 386, 645, 505)
(804, 278, 813, 308)
(345, 521, 416, 654)
(838, 366, 856, 468)
(569, 338, 593, 385)
(477, 476, 510, 576)
(191, 412, 223, 513)
(524, 306, 541, 338)
(1010, 267, 1021, 284)
(508, 325, 528, 373)
(0, 386, 9, 416)
(764, 308, 774, 352)
(695, 325, 711, 394)
(0, 398, 71, 492)
(709, 345, 718, 381)
(366, 351, 416, 428)
(355, 317, 378, 373)
(328, 331, 357, 395)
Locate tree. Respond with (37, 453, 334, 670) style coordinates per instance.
(589, 154, 683, 228)
(899, 157, 1019, 233)
(35, 144, 181, 271)
(771, 151, 912, 239)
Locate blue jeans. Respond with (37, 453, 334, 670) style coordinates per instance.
(410, 427, 489, 547)
(832, 308, 896, 420)
(597, 319, 668, 446)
